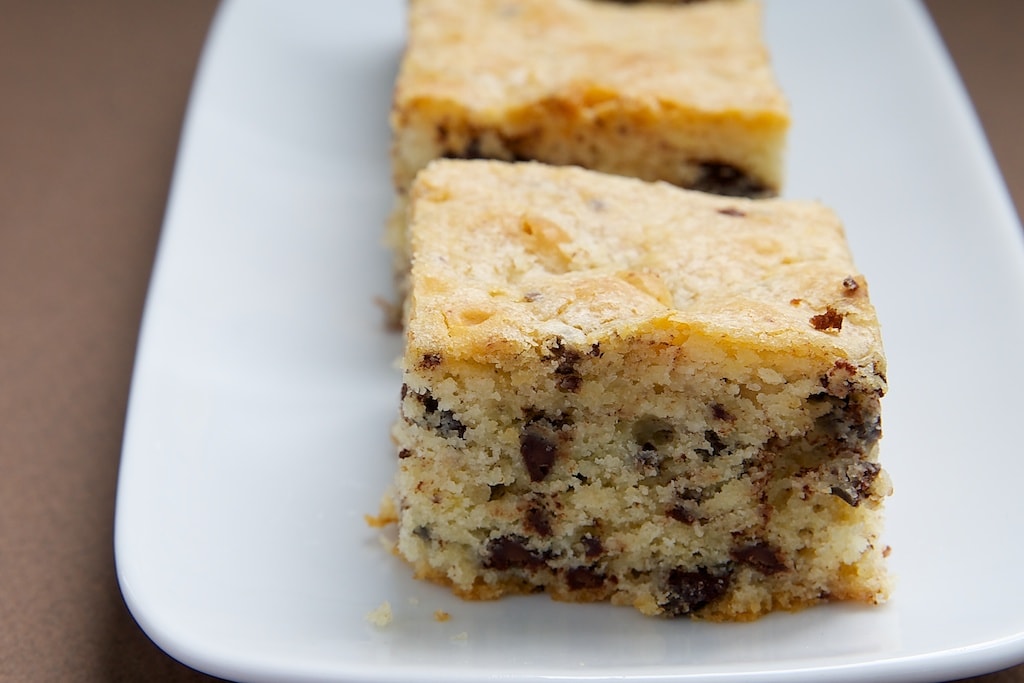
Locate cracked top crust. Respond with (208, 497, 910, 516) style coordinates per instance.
(404, 159, 885, 371)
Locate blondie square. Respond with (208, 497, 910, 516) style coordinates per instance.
(390, 0, 789, 197)
(390, 159, 890, 619)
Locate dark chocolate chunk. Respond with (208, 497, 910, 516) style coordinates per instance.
(827, 460, 882, 507)
(441, 134, 484, 160)
(484, 535, 545, 570)
(555, 372, 582, 393)
(842, 276, 860, 294)
(731, 542, 787, 575)
(419, 352, 443, 369)
(523, 408, 575, 431)
(398, 448, 414, 459)
(660, 567, 732, 616)
(436, 411, 467, 439)
(667, 505, 697, 524)
(525, 504, 553, 537)
(546, 338, 585, 393)
(520, 429, 558, 482)
(810, 307, 844, 331)
(667, 488, 705, 524)
(711, 403, 735, 422)
(814, 388, 882, 447)
(566, 566, 606, 591)
(412, 389, 467, 439)
(696, 430, 728, 460)
(519, 411, 571, 482)
(582, 534, 604, 559)
(463, 136, 483, 159)
(691, 162, 770, 198)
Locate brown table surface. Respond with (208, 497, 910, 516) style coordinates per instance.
(1, 1, 1022, 681)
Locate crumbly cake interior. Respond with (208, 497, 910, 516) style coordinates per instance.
(389, 160, 891, 620)
(390, 0, 789, 197)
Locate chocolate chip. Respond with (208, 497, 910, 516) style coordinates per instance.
(420, 393, 438, 413)
(547, 338, 585, 393)
(463, 137, 483, 159)
(679, 487, 704, 502)
(525, 505, 553, 536)
(566, 566, 605, 591)
(582, 534, 603, 559)
(667, 505, 697, 524)
(440, 135, 484, 160)
(411, 389, 467, 439)
(439, 412, 467, 438)
(711, 403, 735, 422)
(810, 307, 844, 331)
(731, 542, 787, 575)
(842, 276, 860, 294)
(398, 448, 413, 459)
(827, 460, 882, 507)
(555, 372, 582, 393)
(814, 383, 882, 447)
(519, 412, 571, 482)
(484, 535, 545, 570)
(660, 567, 732, 616)
(419, 353, 443, 369)
(691, 162, 770, 198)
(717, 207, 746, 217)
(696, 430, 728, 460)
(520, 429, 558, 482)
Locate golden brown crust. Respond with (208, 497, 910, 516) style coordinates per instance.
(407, 159, 883, 371)
(391, 0, 788, 193)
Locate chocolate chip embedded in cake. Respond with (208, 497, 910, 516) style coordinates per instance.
(390, 0, 788, 197)
(389, 159, 891, 620)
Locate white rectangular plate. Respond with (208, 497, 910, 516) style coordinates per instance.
(115, 1, 1024, 681)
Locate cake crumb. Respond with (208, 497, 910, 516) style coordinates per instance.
(451, 631, 468, 642)
(365, 601, 393, 628)
(433, 609, 451, 622)
(364, 494, 398, 528)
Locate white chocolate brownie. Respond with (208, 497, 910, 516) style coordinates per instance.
(390, 0, 789, 197)
(389, 159, 891, 620)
